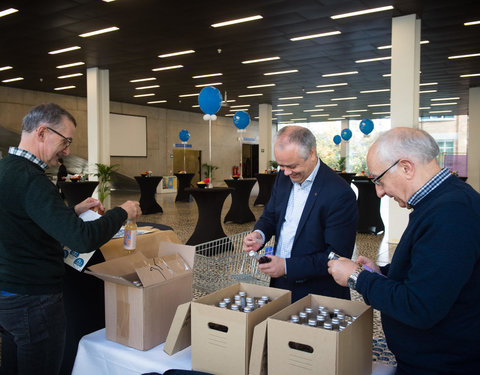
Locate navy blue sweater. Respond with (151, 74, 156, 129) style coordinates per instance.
(357, 176, 480, 374)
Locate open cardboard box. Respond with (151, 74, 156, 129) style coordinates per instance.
(264, 294, 373, 375)
(86, 235, 195, 351)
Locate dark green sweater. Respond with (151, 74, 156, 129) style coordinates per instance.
(0, 154, 127, 295)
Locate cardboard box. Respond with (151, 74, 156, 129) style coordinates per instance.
(86, 238, 195, 350)
(267, 294, 373, 375)
(191, 283, 291, 375)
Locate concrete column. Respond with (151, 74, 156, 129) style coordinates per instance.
(340, 119, 348, 167)
(388, 14, 421, 243)
(467, 87, 480, 192)
(87, 67, 111, 207)
(259, 103, 272, 172)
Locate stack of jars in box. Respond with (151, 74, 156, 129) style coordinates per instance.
(216, 291, 271, 313)
(289, 306, 358, 331)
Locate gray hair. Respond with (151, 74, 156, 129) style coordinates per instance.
(274, 126, 316, 160)
(22, 103, 77, 133)
(374, 127, 439, 165)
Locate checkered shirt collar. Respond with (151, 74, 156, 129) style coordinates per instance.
(407, 168, 451, 208)
(8, 147, 48, 170)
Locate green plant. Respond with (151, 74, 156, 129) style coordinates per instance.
(268, 160, 278, 170)
(202, 163, 218, 179)
(337, 156, 346, 171)
(94, 163, 119, 203)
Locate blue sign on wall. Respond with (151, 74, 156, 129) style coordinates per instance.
(174, 143, 192, 148)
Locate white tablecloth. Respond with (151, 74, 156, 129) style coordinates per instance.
(72, 329, 396, 375)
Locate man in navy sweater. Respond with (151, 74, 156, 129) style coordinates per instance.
(0, 103, 141, 375)
(328, 127, 480, 374)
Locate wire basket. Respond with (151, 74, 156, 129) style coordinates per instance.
(193, 231, 274, 294)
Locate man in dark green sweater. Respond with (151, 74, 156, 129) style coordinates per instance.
(0, 103, 141, 375)
(328, 127, 480, 374)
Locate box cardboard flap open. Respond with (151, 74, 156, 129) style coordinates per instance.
(249, 320, 268, 375)
(164, 302, 192, 355)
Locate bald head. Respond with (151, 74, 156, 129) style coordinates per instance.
(274, 126, 316, 160)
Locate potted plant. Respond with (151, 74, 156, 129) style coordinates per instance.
(202, 163, 218, 180)
(94, 163, 119, 205)
(268, 160, 278, 173)
(337, 157, 346, 172)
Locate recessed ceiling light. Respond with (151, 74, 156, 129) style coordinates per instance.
(315, 104, 338, 107)
(429, 110, 452, 114)
(277, 103, 299, 107)
(54, 85, 76, 91)
(56, 62, 85, 69)
(431, 102, 457, 106)
(231, 104, 251, 108)
(57, 73, 83, 79)
(360, 89, 390, 93)
(226, 99, 236, 103)
(264, 69, 298, 76)
(178, 93, 199, 97)
(331, 97, 357, 101)
(290, 31, 341, 42)
(448, 53, 480, 59)
(130, 77, 156, 83)
(431, 97, 460, 101)
(419, 107, 431, 110)
(158, 50, 195, 58)
(328, 117, 346, 120)
(304, 109, 325, 112)
(247, 83, 276, 89)
(211, 15, 263, 28)
(229, 108, 249, 112)
(278, 96, 303, 100)
(368, 103, 390, 107)
(238, 93, 263, 97)
(152, 65, 183, 71)
(464, 20, 480, 26)
(271, 109, 284, 112)
(0, 8, 18, 18)
(377, 40, 429, 49)
(134, 93, 155, 98)
(242, 57, 280, 64)
(2, 77, 23, 83)
(306, 89, 335, 94)
(331, 5, 394, 19)
(192, 73, 223, 79)
(344, 114, 361, 117)
(195, 82, 223, 87)
(383, 73, 391, 77)
(276, 112, 293, 115)
(291, 118, 307, 121)
(420, 82, 438, 86)
(347, 109, 368, 112)
(310, 114, 329, 117)
(372, 112, 390, 115)
(316, 83, 348, 88)
(356, 56, 391, 63)
(460, 73, 480, 77)
(135, 85, 160, 90)
(48, 46, 81, 55)
(0, 66, 13, 71)
(225, 114, 235, 117)
(420, 90, 437, 94)
(102, 0, 116, 2)
(79, 26, 119, 38)
(192, 104, 200, 108)
(322, 71, 358, 77)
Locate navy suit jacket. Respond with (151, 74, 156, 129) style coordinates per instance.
(254, 160, 358, 302)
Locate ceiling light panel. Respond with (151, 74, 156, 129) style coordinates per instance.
(56, 62, 85, 69)
(277, 103, 299, 107)
(135, 85, 160, 90)
(316, 83, 347, 88)
(331, 5, 394, 19)
(306, 89, 334, 94)
(322, 71, 358, 77)
(0, 66, 13, 71)
(152, 65, 183, 71)
(158, 50, 195, 58)
(238, 93, 263, 97)
(278, 96, 303, 100)
(2, 77, 23, 83)
(195, 82, 223, 87)
(0, 8, 18, 18)
(464, 20, 480, 26)
(148, 100, 167, 104)
(431, 97, 460, 101)
(356, 56, 391, 63)
(48, 46, 81, 55)
(54, 85, 75, 91)
(331, 97, 357, 101)
(290, 31, 341, 41)
(242, 57, 280, 64)
(247, 84, 275, 89)
(134, 93, 155, 97)
(264, 69, 298, 75)
(130, 77, 156, 83)
(211, 15, 263, 28)
(79, 26, 119, 38)
(57, 73, 83, 79)
(192, 73, 223, 79)
(448, 53, 480, 59)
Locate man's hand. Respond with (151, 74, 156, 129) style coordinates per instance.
(243, 231, 263, 253)
(258, 256, 285, 278)
(74, 197, 104, 216)
(119, 200, 142, 219)
(327, 257, 360, 287)
(356, 255, 381, 273)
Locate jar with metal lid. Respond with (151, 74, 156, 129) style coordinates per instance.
(333, 308, 343, 317)
(247, 302, 255, 311)
(246, 296, 254, 305)
(339, 323, 348, 331)
(307, 319, 317, 327)
(230, 304, 240, 311)
(316, 314, 326, 327)
(257, 299, 266, 308)
(323, 321, 333, 330)
(305, 307, 314, 320)
(219, 301, 227, 308)
(223, 297, 232, 308)
(238, 291, 247, 308)
(299, 311, 308, 325)
(337, 312, 345, 321)
(243, 306, 252, 313)
(331, 317, 340, 330)
(290, 314, 300, 324)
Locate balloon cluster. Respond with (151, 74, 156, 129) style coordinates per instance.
(198, 86, 222, 121)
(332, 119, 375, 145)
(178, 129, 190, 143)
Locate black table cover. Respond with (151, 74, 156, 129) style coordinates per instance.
(254, 173, 277, 206)
(185, 187, 233, 246)
(134, 176, 163, 214)
(174, 173, 195, 202)
(336, 172, 356, 185)
(352, 176, 385, 235)
(58, 181, 99, 207)
(224, 179, 256, 224)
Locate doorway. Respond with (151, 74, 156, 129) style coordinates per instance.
(242, 144, 259, 178)
(173, 149, 202, 185)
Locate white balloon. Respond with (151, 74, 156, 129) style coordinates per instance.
(211, 114, 217, 121)
(203, 114, 211, 121)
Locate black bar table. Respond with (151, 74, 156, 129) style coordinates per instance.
(254, 173, 277, 206)
(185, 187, 233, 246)
(352, 176, 385, 235)
(224, 178, 256, 224)
(336, 171, 356, 185)
(174, 172, 194, 202)
(134, 176, 163, 214)
(58, 181, 99, 207)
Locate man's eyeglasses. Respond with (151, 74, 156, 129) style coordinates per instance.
(372, 160, 400, 186)
(47, 127, 72, 148)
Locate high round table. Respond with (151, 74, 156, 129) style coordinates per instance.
(254, 173, 277, 206)
(174, 173, 195, 202)
(336, 171, 356, 185)
(224, 178, 256, 224)
(134, 176, 163, 214)
(58, 181, 99, 207)
(352, 176, 385, 235)
(185, 187, 233, 246)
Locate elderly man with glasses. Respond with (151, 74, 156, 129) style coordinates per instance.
(328, 127, 480, 375)
(0, 103, 142, 375)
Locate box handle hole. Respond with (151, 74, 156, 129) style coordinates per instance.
(208, 322, 228, 333)
(288, 341, 314, 353)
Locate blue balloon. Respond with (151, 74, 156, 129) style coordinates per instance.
(359, 118, 374, 135)
(333, 135, 342, 145)
(233, 111, 250, 130)
(198, 86, 222, 115)
(341, 128, 352, 141)
(179, 129, 190, 142)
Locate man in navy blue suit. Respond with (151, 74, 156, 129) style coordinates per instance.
(244, 126, 358, 302)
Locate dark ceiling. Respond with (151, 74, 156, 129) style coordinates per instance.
(1, 0, 479, 122)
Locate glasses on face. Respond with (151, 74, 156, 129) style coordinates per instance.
(372, 160, 400, 186)
(46, 127, 72, 148)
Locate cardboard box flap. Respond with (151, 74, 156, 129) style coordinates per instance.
(164, 302, 192, 355)
(87, 252, 147, 277)
(162, 254, 191, 276)
(84, 269, 138, 287)
(154, 241, 195, 269)
(249, 320, 268, 375)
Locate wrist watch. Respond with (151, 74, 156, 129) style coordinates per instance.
(347, 266, 363, 290)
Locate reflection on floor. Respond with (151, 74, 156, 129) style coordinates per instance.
(110, 188, 397, 366)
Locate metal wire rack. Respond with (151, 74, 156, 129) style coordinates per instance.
(193, 231, 275, 294)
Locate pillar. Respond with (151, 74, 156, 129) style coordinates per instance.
(467, 87, 480, 192)
(259, 103, 272, 172)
